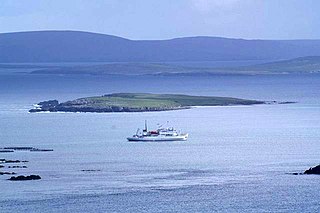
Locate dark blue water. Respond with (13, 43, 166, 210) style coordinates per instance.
(0, 71, 320, 212)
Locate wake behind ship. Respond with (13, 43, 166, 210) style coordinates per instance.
(127, 121, 188, 142)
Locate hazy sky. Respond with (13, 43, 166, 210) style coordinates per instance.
(1, 0, 319, 40)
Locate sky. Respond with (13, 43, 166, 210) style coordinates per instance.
(0, 0, 320, 40)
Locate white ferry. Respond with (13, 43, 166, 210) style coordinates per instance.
(127, 121, 188, 142)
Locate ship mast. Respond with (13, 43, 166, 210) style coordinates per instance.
(144, 120, 148, 132)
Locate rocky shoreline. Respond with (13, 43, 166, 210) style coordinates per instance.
(9, 175, 41, 181)
(29, 100, 295, 114)
(29, 99, 191, 113)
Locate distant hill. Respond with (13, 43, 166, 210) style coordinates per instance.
(2, 31, 320, 63)
(29, 56, 320, 75)
(226, 56, 320, 74)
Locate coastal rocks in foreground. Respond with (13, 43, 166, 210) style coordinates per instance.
(30, 148, 54, 152)
(3, 147, 34, 151)
(81, 169, 101, 172)
(29, 93, 270, 113)
(278, 101, 297, 104)
(304, 165, 320, 175)
(0, 159, 28, 172)
(8, 175, 41, 181)
(1, 160, 28, 163)
(0, 148, 53, 181)
(0, 172, 16, 175)
(291, 164, 320, 175)
(0, 147, 54, 153)
(8, 166, 27, 168)
(0, 150, 14, 153)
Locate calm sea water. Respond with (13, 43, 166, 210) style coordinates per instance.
(0, 71, 320, 212)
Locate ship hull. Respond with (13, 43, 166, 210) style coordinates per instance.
(127, 134, 188, 142)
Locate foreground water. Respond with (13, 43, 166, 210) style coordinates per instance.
(0, 72, 320, 212)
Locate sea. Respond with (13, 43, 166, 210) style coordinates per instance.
(0, 63, 320, 212)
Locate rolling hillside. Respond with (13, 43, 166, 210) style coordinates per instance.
(1, 31, 320, 63)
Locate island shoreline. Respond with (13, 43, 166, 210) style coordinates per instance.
(28, 93, 292, 114)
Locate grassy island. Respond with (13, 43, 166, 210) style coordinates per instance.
(29, 93, 266, 113)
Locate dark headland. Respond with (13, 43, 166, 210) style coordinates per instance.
(29, 93, 268, 113)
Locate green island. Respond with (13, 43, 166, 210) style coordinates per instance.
(29, 93, 272, 113)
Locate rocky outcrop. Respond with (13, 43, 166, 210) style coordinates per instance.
(0, 150, 14, 153)
(8, 175, 41, 181)
(0, 159, 29, 164)
(4, 147, 33, 150)
(1, 147, 53, 152)
(3, 160, 28, 163)
(30, 148, 53, 152)
(292, 172, 303, 175)
(38, 100, 59, 108)
(0, 172, 16, 175)
(4, 160, 21, 163)
(278, 101, 297, 104)
(29, 100, 59, 112)
(8, 166, 27, 168)
(304, 165, 320, 175)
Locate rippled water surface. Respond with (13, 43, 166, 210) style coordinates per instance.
(0, 72, 320, 212)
